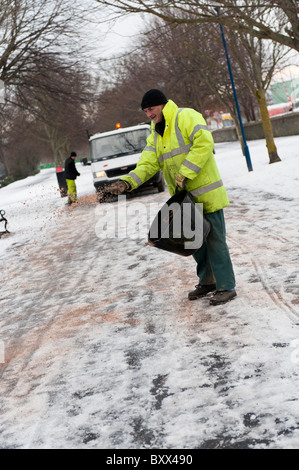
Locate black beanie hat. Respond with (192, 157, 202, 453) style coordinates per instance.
(141, 89, 168, 110)
(70, 151, 77, 157)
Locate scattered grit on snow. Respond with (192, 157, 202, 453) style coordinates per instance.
(0, 135, 299, 449)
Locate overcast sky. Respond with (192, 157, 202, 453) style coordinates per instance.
(100, 14, 145, 57)
(83, 2, 146, 65)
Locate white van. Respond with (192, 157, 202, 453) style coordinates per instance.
(89, 124, 165, 193)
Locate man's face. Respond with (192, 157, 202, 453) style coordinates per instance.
(143, 105, 165, 124)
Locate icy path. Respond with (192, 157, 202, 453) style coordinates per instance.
(1, 137, 299, 449)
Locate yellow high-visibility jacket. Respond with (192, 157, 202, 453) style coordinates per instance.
(121, 99, 229, 213)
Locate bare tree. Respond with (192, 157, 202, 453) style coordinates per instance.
(227, 28, 287, 162)
(89, 18, 223, 132)
(1, 1, 75, 82)
(0, 0, 100, 174)
(0, 0, 101, 103)
(94, 0, 299, 52)
(149, 16, 288, 164)
(12, 50, 97, 120)
(96, 12, 290, 166)
(0, 106, 42, 180)
(14, 56, 96, 166)
(140, 19, 255, 152)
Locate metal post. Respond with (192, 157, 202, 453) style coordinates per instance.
(215, 8, 253, 171)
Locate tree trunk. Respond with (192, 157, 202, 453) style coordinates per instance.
(255, 89, 281, 164)
(43, 123, 69, 166)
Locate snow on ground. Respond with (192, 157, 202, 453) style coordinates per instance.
(0, 135, 299, 449)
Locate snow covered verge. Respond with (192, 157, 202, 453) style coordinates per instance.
(0, 135, 299, 449)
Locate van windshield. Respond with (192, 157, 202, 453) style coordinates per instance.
(91, 128, 150, 162)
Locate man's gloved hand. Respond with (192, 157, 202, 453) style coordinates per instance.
(108, 180, 131, 195)
(97, 180, 131, 203)
(175, 173, 187, 189)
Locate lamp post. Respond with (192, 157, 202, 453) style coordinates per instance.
(215, 8, 253, 172)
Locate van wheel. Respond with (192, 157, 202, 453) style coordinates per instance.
(157, 178, 165, 192)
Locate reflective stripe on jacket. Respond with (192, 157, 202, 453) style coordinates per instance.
(121, 99, 229, 213)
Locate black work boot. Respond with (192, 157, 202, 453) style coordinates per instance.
(209, 289, 237, 306)
(188, 283, 216, 301)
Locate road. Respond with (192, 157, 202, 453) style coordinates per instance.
(1, 139, 299, 449)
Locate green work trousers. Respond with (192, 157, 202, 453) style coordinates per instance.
(66, 179, 77, 204)
(193, 209, 235, 291)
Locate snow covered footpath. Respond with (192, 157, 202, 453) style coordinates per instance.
(0, 135, 299, 449)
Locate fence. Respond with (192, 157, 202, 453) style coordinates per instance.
(212, 112, 299, 143)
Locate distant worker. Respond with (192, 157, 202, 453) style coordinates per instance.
(64, 151, 80, 205)
(105, 89, 236, 306)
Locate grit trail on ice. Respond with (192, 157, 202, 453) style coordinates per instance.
(0, 211, 95, 369)
(0, 185, 299, 448)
